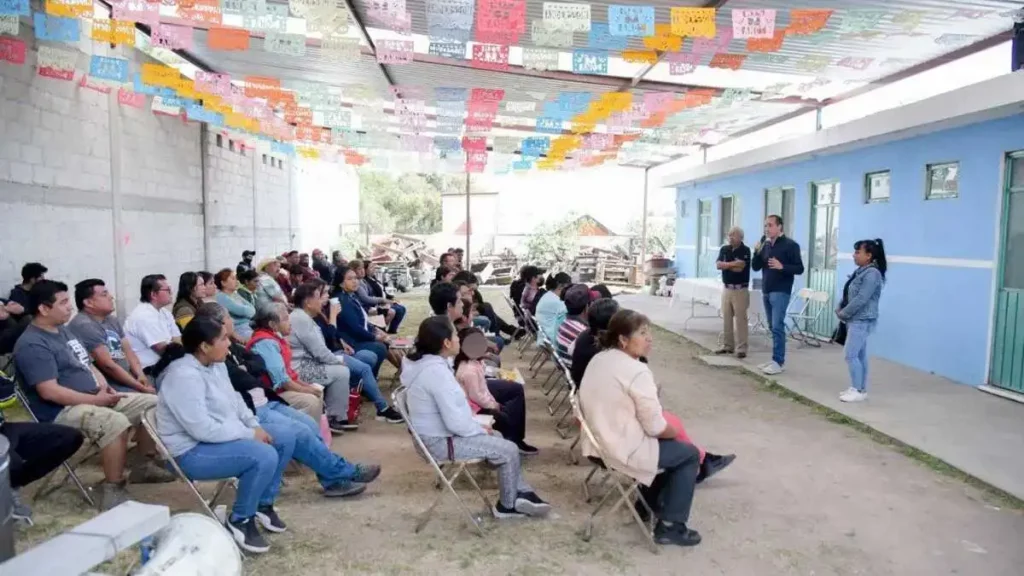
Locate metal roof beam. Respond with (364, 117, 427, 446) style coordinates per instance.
(623, 0, 732, 90)
(338, 0, 398, 90)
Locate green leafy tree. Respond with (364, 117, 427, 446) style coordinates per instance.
(358, 171, 449, 234)
(525, 213, 581, 269)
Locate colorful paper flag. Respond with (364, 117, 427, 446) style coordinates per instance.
(642, 23, 681, 52)
(377, 38, 413, 64)
(89, 55, 129, 83)
(731, 9, 775, 39)
(541, 2, 590, 32)
(264, 31, 305, 56)
(152, 23, 194, 50)
(91, 19, 137, 46)
(522, 47, 559, 71)
(208, 26, 250, 50)
(0, 36, 25, 65)
(470, 43, 508, 71)
(37, 45, 77, 81)
(0, 0, 29, 17)
(475, 0, 525, 45)
(117, 87, 146, 108)
(787, 9, 832, 35)
(0, 14, 17, 34)
(571, 49, 607, 74)
(670, 7, 715, 38)
(608, 5, 654, 37)
(34, 13, 80, 43)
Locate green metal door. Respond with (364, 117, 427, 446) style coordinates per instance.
(696, 199, 715, 277)
(808, 182, 840, 338)
(990, 153, 1024, 393)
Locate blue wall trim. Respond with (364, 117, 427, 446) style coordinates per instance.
(674, 113, 1024, 386)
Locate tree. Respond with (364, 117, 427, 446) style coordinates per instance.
(625, 218, 675, 257)
(358, 171, 449, 234)
(525, 213, 581, 269)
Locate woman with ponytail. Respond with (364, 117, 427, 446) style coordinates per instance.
(835, 238, 887, 403)
(400, 316, 552, 520)
(153, 315, 289, 554)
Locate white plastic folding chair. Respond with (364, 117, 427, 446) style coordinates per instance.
(785, 288, 829, 348)
(140, 407, 236, 530)
(12, 380, 96, 507)
(392, 386, 492, 537)
(573, 395, 660, 553)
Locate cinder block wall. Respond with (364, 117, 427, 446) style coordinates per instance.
(0, 29, 298, 315)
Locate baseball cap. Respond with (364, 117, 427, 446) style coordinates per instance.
(564, 284, 594, 310)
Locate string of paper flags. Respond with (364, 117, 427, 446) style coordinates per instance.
(0, 1, 1019, 174)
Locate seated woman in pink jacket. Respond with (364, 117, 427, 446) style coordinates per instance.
(578, 310, 735, 548)
(454, 328, 538, 455)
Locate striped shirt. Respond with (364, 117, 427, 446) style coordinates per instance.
(556, 317, 587, 367)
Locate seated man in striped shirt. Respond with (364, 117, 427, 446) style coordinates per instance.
(556, 285, 593, 369)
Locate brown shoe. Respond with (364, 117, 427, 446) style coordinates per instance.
(736, 352, 747, 359)
(713, 348, 733, 355)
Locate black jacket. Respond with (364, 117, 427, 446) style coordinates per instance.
(225, 342, 287, 415)
(751, 235, 804, 294)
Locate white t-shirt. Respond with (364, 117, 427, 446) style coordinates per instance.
(124, 302, 181, 368)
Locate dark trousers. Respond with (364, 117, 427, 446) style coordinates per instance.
(387, 303, 406, 334)
(350, 341, 388, 376)
(2, 421, 84, 488)
(638, 439, 700, 525)
(480, 302, 517, 336)
(481, 379, 526, 443)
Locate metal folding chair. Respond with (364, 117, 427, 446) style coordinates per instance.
(785, 288, 829, 348)
(12, 381, 96, 507)
(140, 407, 236, 530)
(392, 386, 492, 537)
(573, 395, 659, 553)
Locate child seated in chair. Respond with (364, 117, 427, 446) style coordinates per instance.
(400, 316, 551, 519)
(454, 327, 537, 455)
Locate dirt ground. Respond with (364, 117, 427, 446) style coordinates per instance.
(15, 288, 1024, 575)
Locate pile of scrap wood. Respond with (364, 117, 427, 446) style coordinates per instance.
(474, 249, 518, 285)
(365, 234, 434, 264)
(572, 246, 637, 285)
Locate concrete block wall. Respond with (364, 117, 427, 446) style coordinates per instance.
(0, 26, 299, 314)
(254, 153, 295, 258)
(204, 131, 257, 271)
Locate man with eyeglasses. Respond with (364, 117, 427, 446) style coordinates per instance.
(124, 274, 182, 375)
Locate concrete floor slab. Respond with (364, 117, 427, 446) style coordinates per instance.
(618, 292, 1024, 502)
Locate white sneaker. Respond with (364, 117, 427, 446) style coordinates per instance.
(839, 389, 868, 403)
(757, 361, 772, 369)
(761, 361, 783, 375)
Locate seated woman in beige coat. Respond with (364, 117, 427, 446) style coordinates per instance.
(578, 309, 702, 548)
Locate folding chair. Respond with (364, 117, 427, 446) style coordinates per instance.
(785, 288, 829, 348)
(573, 395, 659, 553)
(391, 386, 492, 537)
(550, 363, 577, 438)
(11, 380, 96, 507)
(140, 407, 235, 531)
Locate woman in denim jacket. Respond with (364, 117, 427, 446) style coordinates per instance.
(835, 239, 887, 403)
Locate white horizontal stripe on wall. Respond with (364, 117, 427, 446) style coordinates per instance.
(836, 253, 993, 269)
(675, 245, 697, 250)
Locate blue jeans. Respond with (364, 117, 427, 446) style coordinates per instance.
(387, 303, 406, 334)
(473, 315, 492, 331)
(258, 401, 320, 440)
(762, 291, 791, 366)
(350, 341, 387, 376)
(844, 321, 875, 392)
(176, 435, 290, 522)
(256, 402, 357, 488)
(337, 351, 388, 412)
(488, 335, 505, 353)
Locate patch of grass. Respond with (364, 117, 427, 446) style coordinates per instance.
(648, 324, 1024, 511)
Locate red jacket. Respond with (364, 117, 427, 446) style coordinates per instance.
(246, 328, 300, 388)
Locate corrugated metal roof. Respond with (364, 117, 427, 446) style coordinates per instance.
(178, 0, 1021, 168)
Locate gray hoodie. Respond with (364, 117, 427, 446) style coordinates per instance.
(399, 354, 484, 439)
(156, 354, 258, 457)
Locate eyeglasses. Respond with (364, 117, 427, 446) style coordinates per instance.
(156, 287, 172, 293)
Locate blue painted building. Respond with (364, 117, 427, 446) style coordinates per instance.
(672, 112, 1024, 389)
